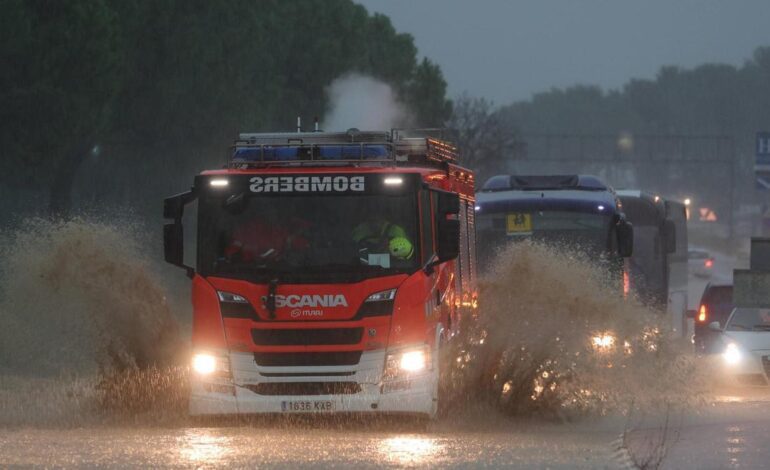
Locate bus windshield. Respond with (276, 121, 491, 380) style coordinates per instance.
(476, 209, 615, 269)
(526, 211, 612, 253)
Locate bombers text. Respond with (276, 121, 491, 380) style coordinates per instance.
(249, 176, 365, 193)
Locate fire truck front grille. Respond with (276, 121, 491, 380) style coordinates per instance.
(251, 328, 363, 346)
(244, 382, 361, 396)
(253, 351, 362, 367)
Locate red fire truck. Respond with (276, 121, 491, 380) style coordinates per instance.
(163, 129, 477, 419)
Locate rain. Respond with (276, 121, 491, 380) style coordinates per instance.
(2, 1, 770, 468)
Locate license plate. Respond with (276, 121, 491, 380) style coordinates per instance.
(506, 213, 532, 234)
(281, 400, 335, 412)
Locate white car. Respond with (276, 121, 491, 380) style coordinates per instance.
(689, 249, 715, 278)
(711, 307, 770, 386)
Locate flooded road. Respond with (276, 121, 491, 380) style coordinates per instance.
(0, 417, 625, 468)
(3, 390, 770, 469)
(624, 388, 770, 469)
(1, 222, 765, 468)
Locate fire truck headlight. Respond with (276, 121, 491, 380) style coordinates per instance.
(193, 353, 217, 375)
(384, 176, 403, 186)
(365, 289, 396, 302)
(383, 346, 431, 381)
(209, 178, 229, 187)
(722, 343, 742, 366)
(217, 291, 248, 303)
(192, 352, 230, 377)
(400, 350, 427, 372)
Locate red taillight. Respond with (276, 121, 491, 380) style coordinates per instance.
(698, 305, 707, 322)
(623, 270, 630, 297)
(704, 259, 714, 268)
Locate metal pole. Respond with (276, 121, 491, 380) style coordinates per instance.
(729, 137, 736, 240)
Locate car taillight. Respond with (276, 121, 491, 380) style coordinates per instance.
(698, 305, 707, 322)
(704, 259, 714, 268)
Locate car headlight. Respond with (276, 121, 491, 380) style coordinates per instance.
(722, 343, 742, 365)
(192, 352, 231, 377)
(383, 346, 431, 381)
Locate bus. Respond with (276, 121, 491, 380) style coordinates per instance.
(474, 174, 633, 281)
(617, 190, 688, 337)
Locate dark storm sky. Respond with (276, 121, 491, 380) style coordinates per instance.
(357, 0, 770, 104)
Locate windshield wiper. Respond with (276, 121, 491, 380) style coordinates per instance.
(752, 324, 770, 331)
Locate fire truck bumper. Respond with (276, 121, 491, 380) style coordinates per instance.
(189, 349, 438, 418)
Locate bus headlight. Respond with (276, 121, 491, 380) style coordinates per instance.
(722, 343, 742, 365)
(591, 333, 615, 352)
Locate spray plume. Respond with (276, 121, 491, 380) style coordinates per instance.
(324, 74, 411, 131)
(445, 241, 706, 419)
(0, 218, 187, 425)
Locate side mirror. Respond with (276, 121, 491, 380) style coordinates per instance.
(686, 309, 697, 319)
(163, 190, 196, 277)
(708, 321, 722, 332)
(663, 219, 677, 254)
(435, 191, 461, 262)
(436, 189, 460, 215)
(164, 223, 184, 266)
(163, 190, 195, 219)
(617, 219, 633, 258)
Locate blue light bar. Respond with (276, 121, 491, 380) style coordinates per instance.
(319, 145, 389, 159)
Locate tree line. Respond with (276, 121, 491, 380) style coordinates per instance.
(0, 0, 451, 220)
(453, 46, 770, 188)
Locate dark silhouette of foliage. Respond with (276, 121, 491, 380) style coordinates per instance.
(0, 0, 451, 218)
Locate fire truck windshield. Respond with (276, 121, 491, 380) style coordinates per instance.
(197, 192, 420, 283)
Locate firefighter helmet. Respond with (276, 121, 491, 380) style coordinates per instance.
(389, 237, 414, 260)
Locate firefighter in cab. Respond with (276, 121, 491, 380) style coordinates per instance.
(225, 212, 311, 265)
(352, 217, 414, 262)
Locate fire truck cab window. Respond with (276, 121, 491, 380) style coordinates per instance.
(198, 192, 420, 283)
(420, 191, 435, 261)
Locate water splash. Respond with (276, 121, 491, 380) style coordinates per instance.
(0, 218, 188, 425)
(446, 240, 705, 419)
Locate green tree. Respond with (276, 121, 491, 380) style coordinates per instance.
(0, 0, 122, 216)
(2, 0, 453, 220)
(405, 58, 453, 126)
